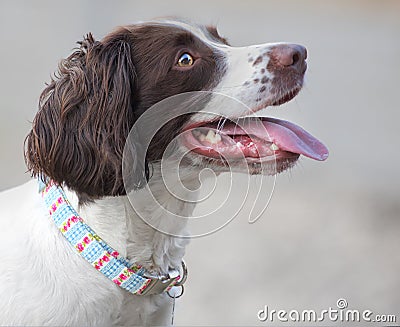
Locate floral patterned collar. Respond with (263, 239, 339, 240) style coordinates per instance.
(39, 179, 186, 296)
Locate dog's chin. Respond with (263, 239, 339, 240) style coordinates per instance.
(180, 150, 300, 176)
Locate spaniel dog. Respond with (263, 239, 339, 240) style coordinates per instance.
(0, 19, 328, 326)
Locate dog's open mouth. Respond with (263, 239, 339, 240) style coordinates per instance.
(179, 79, 329, 170)
(182, 117, 328, 163)
(181, 89, 328, 165)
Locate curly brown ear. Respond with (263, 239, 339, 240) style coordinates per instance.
(25, 29, 137, 198)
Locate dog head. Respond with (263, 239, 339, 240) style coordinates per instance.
(25, 19, 328, 199)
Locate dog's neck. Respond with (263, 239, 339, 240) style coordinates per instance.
(67, 164, 199, 274)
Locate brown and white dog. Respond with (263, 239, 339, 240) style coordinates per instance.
(0, 19, 327, 326)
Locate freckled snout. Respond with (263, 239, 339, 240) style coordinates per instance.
(268, 44, 307, 74)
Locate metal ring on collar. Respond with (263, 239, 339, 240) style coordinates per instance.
(175, 260, 188, 287)
(167, 285, 184, 299)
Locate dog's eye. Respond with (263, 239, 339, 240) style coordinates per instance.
(177, 53, 194, 67)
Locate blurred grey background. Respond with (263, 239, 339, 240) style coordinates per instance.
(0, 0, 399, 325)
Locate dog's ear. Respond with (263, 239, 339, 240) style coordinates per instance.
(25, 28, 144, 198)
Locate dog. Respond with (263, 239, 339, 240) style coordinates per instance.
(0, 19, 328, 326)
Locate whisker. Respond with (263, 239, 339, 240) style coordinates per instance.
(217, 117, 227, 133)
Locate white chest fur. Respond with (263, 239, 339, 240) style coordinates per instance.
(0, 166, 198, 326)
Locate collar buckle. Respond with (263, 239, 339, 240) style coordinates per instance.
(139, 261, 188, 296)
(140, 270, 180, 296)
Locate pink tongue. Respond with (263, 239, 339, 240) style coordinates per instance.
(221, 117, 329, 161)
(261, 118, 328, 161)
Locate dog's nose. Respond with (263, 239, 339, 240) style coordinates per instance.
(269, 44, 307, 73)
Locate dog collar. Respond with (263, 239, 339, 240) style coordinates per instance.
(40, 179, 187, 296)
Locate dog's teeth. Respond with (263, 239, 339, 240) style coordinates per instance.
(204, 130, 221, 144)
(199, 134, 206, 142)
(270, 143, 279, 151)
(192, 129, 201, 137)
(206, 130, 215, 139)
(215, 133, 222, 142)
